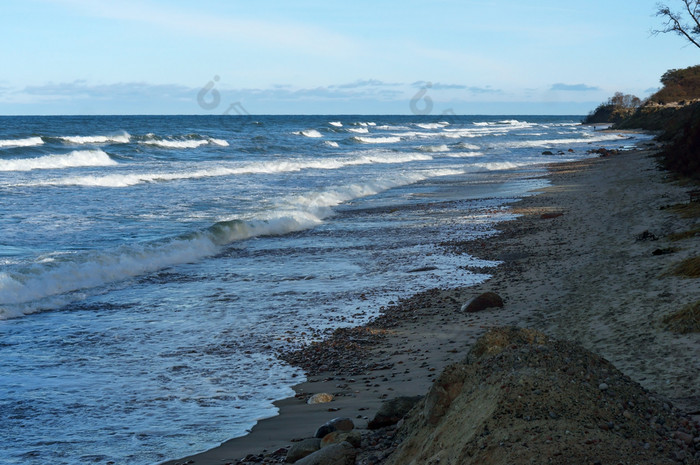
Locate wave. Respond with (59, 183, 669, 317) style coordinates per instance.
(347, 127, 369, 134)
(445, 152, 484, 158)
(417, 144, 449, 153)
(59, 133, 131, 145)
(141, 139, 210, 149)
(504, 134, 628, 149)
(324, 141, 340, 148)
(0, 136, 44, 148)
(0, 167, 463, 318)
(295, 130, 323, 138)
(474, 161, 524, 171)
(453, 142, 480, 150)
(329, 122, 343, 127)
(415, 123, 449, 130)
(0, 150, 117, 172)
(21, 153, 434, 188)
(138, 134, 229, 149)
(208, 138, 230, 147)
(352, 136, 401, 144)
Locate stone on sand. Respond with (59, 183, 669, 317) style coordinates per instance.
(460, 292, 504, 313)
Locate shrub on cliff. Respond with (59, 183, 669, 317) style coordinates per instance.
(583, 92, 641, 124)
(650, 65, 700, 104)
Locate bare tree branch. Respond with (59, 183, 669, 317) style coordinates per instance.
(654, 0, 700, 49)
(683, 0, 700, 32)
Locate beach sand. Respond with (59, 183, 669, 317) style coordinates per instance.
(165, 148, 699, 464)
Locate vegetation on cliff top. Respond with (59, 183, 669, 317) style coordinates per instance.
(582, 92, 642, 125)
(586, 64, 700, 180)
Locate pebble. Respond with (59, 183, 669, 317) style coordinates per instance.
(598, 382, 609, 391)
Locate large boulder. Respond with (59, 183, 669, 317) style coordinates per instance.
(461, 292, 504, 313)
(314, 417, 354, 438)
(294, 441, 356, 465)
(368, 396, 423, 430)
(320, 430, 362, 448)
(285, 438, 321, 463)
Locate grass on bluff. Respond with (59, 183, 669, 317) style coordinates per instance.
(670, 256, 700, 278)
(668, 201, 700, 219)
(662, 300, 700, 334)
(668, 226, 700, 241)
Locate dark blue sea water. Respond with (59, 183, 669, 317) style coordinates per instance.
(0, 115, 652, 464)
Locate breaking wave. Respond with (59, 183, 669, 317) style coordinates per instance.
(59, 133, 131, 145)
(295, 130, 323, 138)
(417, 144, 450, 152)
(504, 134, 628, 149)
(20, 153, 434, 188)
(0, 136, 44, 148)
(0, 167, 463, 318)
(352, 136, 401, 144)
(0, 150, 117, 172)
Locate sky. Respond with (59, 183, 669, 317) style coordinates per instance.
(1, 0, 699, 115)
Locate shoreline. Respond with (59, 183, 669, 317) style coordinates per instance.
(165, 146, 699, 465)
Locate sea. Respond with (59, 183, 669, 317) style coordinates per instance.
(0, 115, 653, 464)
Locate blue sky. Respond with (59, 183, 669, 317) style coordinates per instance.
(1, 0, 698, 115)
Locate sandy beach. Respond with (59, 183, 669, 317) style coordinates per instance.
(166, 146, 699, 465)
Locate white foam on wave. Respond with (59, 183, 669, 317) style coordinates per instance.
(474, 161, 524, 171)
(329, 122, 343, 127)
(454, 142, 480, 150)
(324, 141, 340, 148)
(0, 150, 117, 172)
(209, 138, 230, 147)
(415, 123, 448, 130)
(60, 133, 131, 145)
(295, 129, 323, 138)
(417, 144, 450, 153)
(352, 136, 401, 144)
(141, 139, 210, 149)
(504, 134, 627, 149)
(21, 152, 433, 188)
(445, 152, 484, 158)
(0, 136, 44, 148)
(0, 167, 463, 318)
(347, 127, 369, 134)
